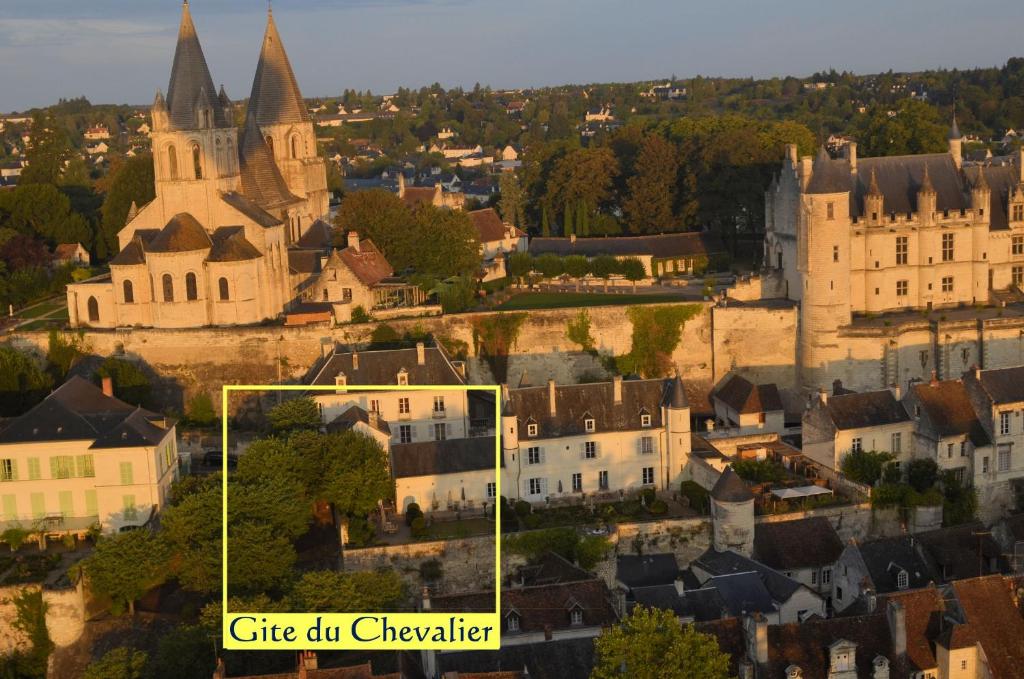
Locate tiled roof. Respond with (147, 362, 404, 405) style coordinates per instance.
(881, 588, 944, 673)
(324, 404, 390, 436)
(436, 637, 592, 679)
(914, 522, 1003, 581)
(710, 467, 753, 503)
(208, 226, 262, 262)
(288, 250, 321, 275)
(220, 191, 283, 227)
(616, 553, 679, 589)
(528, 231, 725, 259)
(164, 3, 229, 130)
(509, 378, 670, 439)
(753, 517, 843, 570)
(973, 365, 1024, 404)
(806, 147, 852, 194)
(951, 576, 1024, 678)
(310, 344, 464, 386)
(54, 243, 82, 257)
(714, 374, 783, 414)
(0, 376, 167, 446)
(223, 661, 398, 679)
(911, 379, 990, 446)
(692, 548, 802, 602)
(391, 436, 498, 478)
(238, 114, 300, 210)
(763, 612, 901, 678)
(146, 213, 212, 253)
(246, 11, 311, 128)
(335, 239, 393, 287)
(400, 185, 438, 208)
(822, 389, 909, 430)
(468, 208, 524, 243)
(853, 154, 967, 216)
(109, 237, 148, 266)
(296, 219, 334, 249)
(857, 535, 939, 593)
(512, 551, 593, 587)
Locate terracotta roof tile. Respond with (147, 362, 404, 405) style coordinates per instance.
(714, 374, 783, 414)
(911, 379, 990, 446)
(146, 213, 212, 253)
(468, 208, 524, 243)
(951, 576, 1024, 678)
(335, 239, 393, 287)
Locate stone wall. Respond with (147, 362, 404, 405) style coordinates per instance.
(342, 536, 498, 597)
(0, 585, 83, 655)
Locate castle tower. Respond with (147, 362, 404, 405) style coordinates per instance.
(864, 168, 884, 224)
(710, 466, 754, 556)
(948, 114, 962, 169)
(666, 376, 691, 488)
(798, 147, 853, 387)
(500, 386, 520, 501)
(148, 1, 240, 232)
(971, 166, 990, 225)
(917, 165, 937, 226)
(245, 7, 329, 237)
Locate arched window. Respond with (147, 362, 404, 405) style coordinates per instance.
(265, 135, 274, 154)
(185, 272, 198, 301)
(123, 279, 134, 304)
(162, 274, 174, 302)
(192, 143, 203, 179)
(87, 297, 99, 323)
(290, 135, 299, 159)
(167, 145, 178, 179)
(218, 277, 229, 301)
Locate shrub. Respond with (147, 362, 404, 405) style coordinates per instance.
(351, 306, 371, 323)
(346, 516, 376, 547)
(871, 483, 910, 508)
(732, 459, 785, 484)
(410, 517, 427, 539)
(1, 526, 34, 552)
(514, 500, 532, 517)
(841, 450, 895, 486)
(186, 392, 216, 426)
(419, 559, 443, 582)
(405, 503, 423, 526)
(907, 458, 939, 493)
(640, 488, 657, 506)
(680, 481, 710, 514)
(648, 499, 668, 515)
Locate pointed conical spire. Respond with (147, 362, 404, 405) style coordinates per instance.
(669, 376, 687, 409)
(949, 113, 961, 141)
(867, 167, 882, 196)
(153, 89, 166, 111)
(126, 201, 139, 225)
(920, 164, 935, 194)
(165, 1, 227, 130)
(975, 165, 989, 191)
(217, 84, 231, 109)
(246, 8, 311, 127)
(238, 113, 298, 209)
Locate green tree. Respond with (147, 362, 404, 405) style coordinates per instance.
(95, 357, 151, 407)
(148, 625, 216, 679)
(288, 570, 405, 612)
(622, 134, 679, 233)
(566, 308, 595, 352)
(0, 184, 92, 248)
(546, 147, 619, 220)
(619, 257, 647, 292)
(332, 189, 412, 263)
(540, 204, 551, 237)
(0, 346, 52, 416)
(590, 255, 620, 292)
(591, 607, 731, 679)
(229, 471, 310, 541)
(19, 112, 71, 186)
(322, 431, 394, 517)
(187, 392, 217, 426)
(82, 530, 170, 615)
(228, 522, 296, 596)
(563, 255, 591, 291)
(907, 458, 939, 493)
(160, 479, 222, 593)
(83, 647, 148, 679)
(534, 253, 564, 279)
(408, 206, 481, 279)
(4, 588, 53, 679)
(840, 450, 895, 486)
(507, 251, 533, 283)
(267, 396, 321, 432)
(45, 330, 87, 380)
(498, 172, 526, 228)
(98, 154, 155, 260)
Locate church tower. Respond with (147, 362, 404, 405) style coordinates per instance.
(245, 7, 329, 240)
(148, 1, 240, 235)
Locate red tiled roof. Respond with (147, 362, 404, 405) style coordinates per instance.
(882, 588, 944, 673)
(333, 239, 393, 287)
(951, 576, 1024, 678)
(401, 186, 437, 208)
(468, 208, 524, 243)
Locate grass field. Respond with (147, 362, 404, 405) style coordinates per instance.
(18, 301, 63, 319)
(495, 292, 682, 310)
(425, 517, 494, 540)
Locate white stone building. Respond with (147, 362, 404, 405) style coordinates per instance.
(801, 387, 913, 473)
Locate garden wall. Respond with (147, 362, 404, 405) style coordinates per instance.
(0, 584, 83, 655)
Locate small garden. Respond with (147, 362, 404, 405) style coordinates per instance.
(499, 489, 681, 534)
(402, 503, 496, 542)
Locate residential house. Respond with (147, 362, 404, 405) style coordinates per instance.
(832, 535, 940, 613)
(392, 435, 497, 512)
(85, 142, 109, 155)
(584, 106, 615, 122)
(437, 127, 456, 140)
(802, 388, 913, 473)
(53, 243, 90, 267)
(467, 208, 527, 281)
(904, 376, 991, 486)
(0, 376, 178, 535)
(501, 376, 691, 502)
(397, 174, 464, 210)
(213, 652, 399, 679)
(962, 365, 1024, 519)
(83, 125, 110, 140)
(753, 516, 844, 601)
(528, 232, 726, 278)
(615, 553, 680, 592)
(711, 374, 785, 434)
(500, 145, 518, 161)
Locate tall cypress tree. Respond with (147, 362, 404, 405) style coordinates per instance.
(563, 203, 574, 236)
(541, 205, 551, 237)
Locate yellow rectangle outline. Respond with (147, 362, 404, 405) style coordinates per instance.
(220, 384, 502, 651)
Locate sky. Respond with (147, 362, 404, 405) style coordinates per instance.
(1, 0, 1022, 112)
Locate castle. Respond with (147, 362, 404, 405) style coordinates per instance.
(66, 2, 329, 328)
(765, 124, 1024, 391)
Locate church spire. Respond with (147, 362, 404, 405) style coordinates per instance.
(246, 8, 311, 127)
(165, 0, 227, 130)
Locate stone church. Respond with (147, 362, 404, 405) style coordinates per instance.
(765, 123, 1024, 390)
(67, 3, 330, 328)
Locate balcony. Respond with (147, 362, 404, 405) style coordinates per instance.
(432, 408, 447, 419)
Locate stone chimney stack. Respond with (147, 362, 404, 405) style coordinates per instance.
(845, 141, 857, 173)
(397, 172, 405, 195)
(785, 143, 798, 167)
(799, 155, 813, 190)
(101, 376, 114, 398)
(416, 342, 426, 366)
(612, 374, 622, 405)
(548, 378, 557, 416)
(819, 389, 829, 405)
(744, 614, 768, 665)
(872, 656, 891, 679)
(352, 351, 359, 371)
(300, 651, 318, 671)
(347, 231, 360, 252)
(917, 165, 937, 226)
(887, 600, 907, 657)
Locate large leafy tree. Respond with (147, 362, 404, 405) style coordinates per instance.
(266, 396, 321, 432)
(227, 522, 296, 596)
(545, 147, 619, 224)
(407, 205, 481, 280)
(288, 570, 405, 613)
(19, 112, 72, 186)
(0, 346, 52, 417)
(0, 184, 92, 248)
(98, 154, 155, 260)
(160, 478, 222, 594)
(622, 134, 679, 234)
(81, 530, 170, 615)
(591, 607, 732, 679)
(498, 172, 526, 228)
(83, 648, 148, 679)
(332, 189, 413, 264)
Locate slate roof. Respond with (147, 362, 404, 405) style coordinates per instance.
(914, 522, 1004, 580)
(714, 374, 783, 414)
(615, 553, 679, 589)
(208, 226, 262, 262)
(296, 219, 334, 249)
(950, 576, 1024, 678)
(528, 231, 725, 259)
(963, 162, 1021, 231)
(220, 191, 283, 227)
(853, 154, 967, 216)
(806, 147, 852, 194)
(711, 466, 754, 503)
(324, 404, 390, 436)
(468, 208, 524, 243)
(391, 436, 498, 478)
(693, 549, 805, 604)
(0, 376, 168, 447)
(857, 535, 940, 593)
(509, 378, 670, 438)
(288, 250, 322, 275)
(310, 344, 465, 386)
(246, 10, 310, 128)
(146, 213, 212, 253)
(239, 114, 299, 210)
(164, 2, 229, 130)
(333, 239, 393, 287)
(437, 636, 595, 679)
(910, 379, 990, 446)
(109, 231, 158, 266)
(753, 517, 843, 571)
(433, 579, 617, 635)
(512, 551, 593, 587)
(706, 571, 778, 617)
(972, 365, 1024, 405)
(821, 389, 909, 430)
(626, 584, 691, 617)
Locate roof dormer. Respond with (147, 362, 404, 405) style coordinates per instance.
(397, 368, 409, 386)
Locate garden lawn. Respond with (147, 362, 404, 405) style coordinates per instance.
(424, 517, 494, 540)
(495, 292, 681, 310)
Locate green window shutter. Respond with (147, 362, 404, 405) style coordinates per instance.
(30, 493, 45, 519)
(59, 491, 73, 517)
(1, 495, 16, 520)
(119, 461, 134, 486)
(27, 458, 40, 480)
(76, 455, 95, 478)
(84, 490, 98, 517)
(49, 457, 58, 478)
(122, 495, 137, 521)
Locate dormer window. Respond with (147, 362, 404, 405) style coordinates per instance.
(584, 418, 595, 432)
(640, 413, 652, 427)
(897, 569, 908, 590)
(527, 423, 538, 437)
(506, 612, 520, 633)
(397, 369, 408, 386)
(570, 608, 583, 626)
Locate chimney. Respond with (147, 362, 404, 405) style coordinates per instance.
(819, 389, 828, 405)
(785, 666, 803, 679)
(101, 376, 114, 398)
(543, 624, 553, 641)
(548, 378, 557, 416)
(212, 658, 226, 679)
(738, 659, 755, 679)
(799, 156, 813, 188)
(929, 370, 939, 387)
(872, 656, 891, 679)
(865, 586, 877, 613)
(886, 600, 907, 657)
(300, 651, 318, 671)
(368, 410, 379, 430)
(833, 379, 843, 395)
(397, 172, 405, 195)
(612, 374, 622, 405)
(890, 384, 901, 400)
(745, 614, 768, 665)
(705, 418, 715, 432)
(569, 233, 576, 244)
(347, 231, 360, 252)
(973, 364, 981, 380)
(421, 586, 432, 611)
(352, 352, 359, 371)
(846, 141, 858, 173)
(416, 342, 426, 366)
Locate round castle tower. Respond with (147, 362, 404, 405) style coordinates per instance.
(710, 466, 755, 556)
